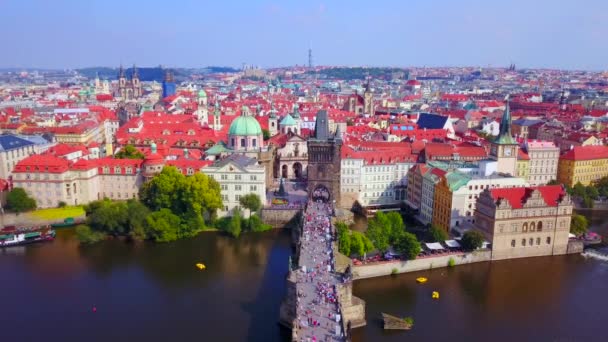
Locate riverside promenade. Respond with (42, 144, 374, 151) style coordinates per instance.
(294, 201, 345, 341)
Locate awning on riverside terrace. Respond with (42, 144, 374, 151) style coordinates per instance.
(444, 240, 461, 248)
(425, 242, 445, 250)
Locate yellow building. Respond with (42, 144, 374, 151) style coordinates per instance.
(557, 145, 608, 187)
(432, 175, 453, 233)
(516, 150, 530, 181)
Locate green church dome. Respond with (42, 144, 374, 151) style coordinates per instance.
(229, 114, 263, 136)
(198, 89, 207, 98)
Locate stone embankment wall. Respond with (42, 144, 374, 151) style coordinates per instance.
(353, 251, 492, 280)
(567, 240, 584, 254)
(261, 208, 301, 228)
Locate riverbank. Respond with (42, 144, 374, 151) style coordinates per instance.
(353, 250, 492, 279)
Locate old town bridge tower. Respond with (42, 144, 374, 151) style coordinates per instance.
(307, 110, 342, 203)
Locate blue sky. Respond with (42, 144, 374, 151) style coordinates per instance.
(1, 0, 606, 70)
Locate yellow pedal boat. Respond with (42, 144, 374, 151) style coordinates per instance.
(432, 291, 440, 299)
(196, 263, 206, 270)
(416, 277, 428, 283)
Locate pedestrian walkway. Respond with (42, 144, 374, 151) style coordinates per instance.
(294, 200, 346, 342)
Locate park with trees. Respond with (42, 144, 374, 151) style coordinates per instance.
(75, 166, 268, 244)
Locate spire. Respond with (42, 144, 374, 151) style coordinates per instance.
(118, 64, 125, 78)
(494, 95, 516, 145)
(214, 100, 221, 117)
(132, 64, 139, 79)
(335, 123, 343, 143)
(269, 101, 277, 118)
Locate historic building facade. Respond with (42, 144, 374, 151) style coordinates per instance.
(473, 186, 572, 260)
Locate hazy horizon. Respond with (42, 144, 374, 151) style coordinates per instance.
(2, 0, 607, 71)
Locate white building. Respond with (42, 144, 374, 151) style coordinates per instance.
(524, 140, 559, 186)
(203, 154, 266, 217)
(0, 134, 54, 180)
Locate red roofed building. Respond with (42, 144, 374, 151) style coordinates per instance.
(558, 145, 608, 186)
(474, 185, 573, 260)
(423, 142, 487, 162)
(340, 143, 417, 210)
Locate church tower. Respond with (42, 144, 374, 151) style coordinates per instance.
(213, 100, 222, 131)
(132, 64, 141, 98)
(268, 101, 278, 136)
(363, 80, 373, 115)
(490, 99, 518, 176)
(118, 65, 127, 99)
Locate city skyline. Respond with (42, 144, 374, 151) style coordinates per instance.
(2, 0, 607, 71)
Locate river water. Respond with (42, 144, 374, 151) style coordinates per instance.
(1, 210, 607, 342)
(0, 229, 293, 342)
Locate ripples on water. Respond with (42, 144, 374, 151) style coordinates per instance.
(582, 248, 608, 262)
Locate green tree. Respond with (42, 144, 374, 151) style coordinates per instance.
(226, 209, 242, 238)
(75, 224, 106, 244)
(248, 214, 272, 232)
(337, 222, 351, 256)
(587, 186, 599, 200)
(572, 182, 586, 198)
(461, 230, 485, 251)
(144, 209, 181, 242)
(239, 193, 262, 218)
(351, 231, 364, 258)
(570, 213, 588, 236)
(365, 218, 390, 253)
(429, 225, 449, 242)
(87, 200, 129, 235)
(140, 166, 222, 223)
(546, 179, 560, 186)
(385, 211, 406, 243)
(115, 144, 145, 159)
(393, 232, 421, 260)
(262, 129, 271, 140)
(125, 199, 151, 240)
(6, 187, 36, 213)
(354, 231, 374, 259)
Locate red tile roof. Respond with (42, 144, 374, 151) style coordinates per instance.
(14, 154, 70, 173)
(560, 145, 608, 161)
(489, 185, 566, 209)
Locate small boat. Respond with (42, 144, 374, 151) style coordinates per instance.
(0, 226, 56, 248)
(416, 277, 428, 284)
(196, 263, 206, 270)
(51, 217, 76, 228)
(432, 291, 440, 299)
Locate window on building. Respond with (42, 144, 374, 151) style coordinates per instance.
(235, 185, 242, 191)
(546, 237, 551, 244)
(235, 195, 241, 201)
(530, 222, 535, 232)
(529, 238, 533, 246)
(522, 238, 526, 246)
(250, 185, 257, 191)
(241, 138, 246, 147)
(523, 222, 528, 232)
(537, 221, 543, 232)
(536, 237, 541, 245)
(221, 174, 228, 180)
(235, 175, 241, 180)
(511, 239, 516, 247)
(221, 184, 228, 190)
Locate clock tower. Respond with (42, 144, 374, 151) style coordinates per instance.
(490, 100, 518, 176)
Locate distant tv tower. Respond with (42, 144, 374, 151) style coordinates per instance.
(308, 48, 313, 69)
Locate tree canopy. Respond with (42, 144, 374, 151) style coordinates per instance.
(393, 232, 421, 260)
(6, 187, 36, 213)
(570, 213, 588, 236)
(139, 166, 222, 227)
(240, 193, 262, 216)
(461, 231, 485, 251)
(114, 144, 145, 159)
(429, 225, 449, 242)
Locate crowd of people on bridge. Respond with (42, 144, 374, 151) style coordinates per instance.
(295, 199, 346, 342)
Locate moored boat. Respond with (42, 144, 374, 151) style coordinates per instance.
(0, 226, 56, 248)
